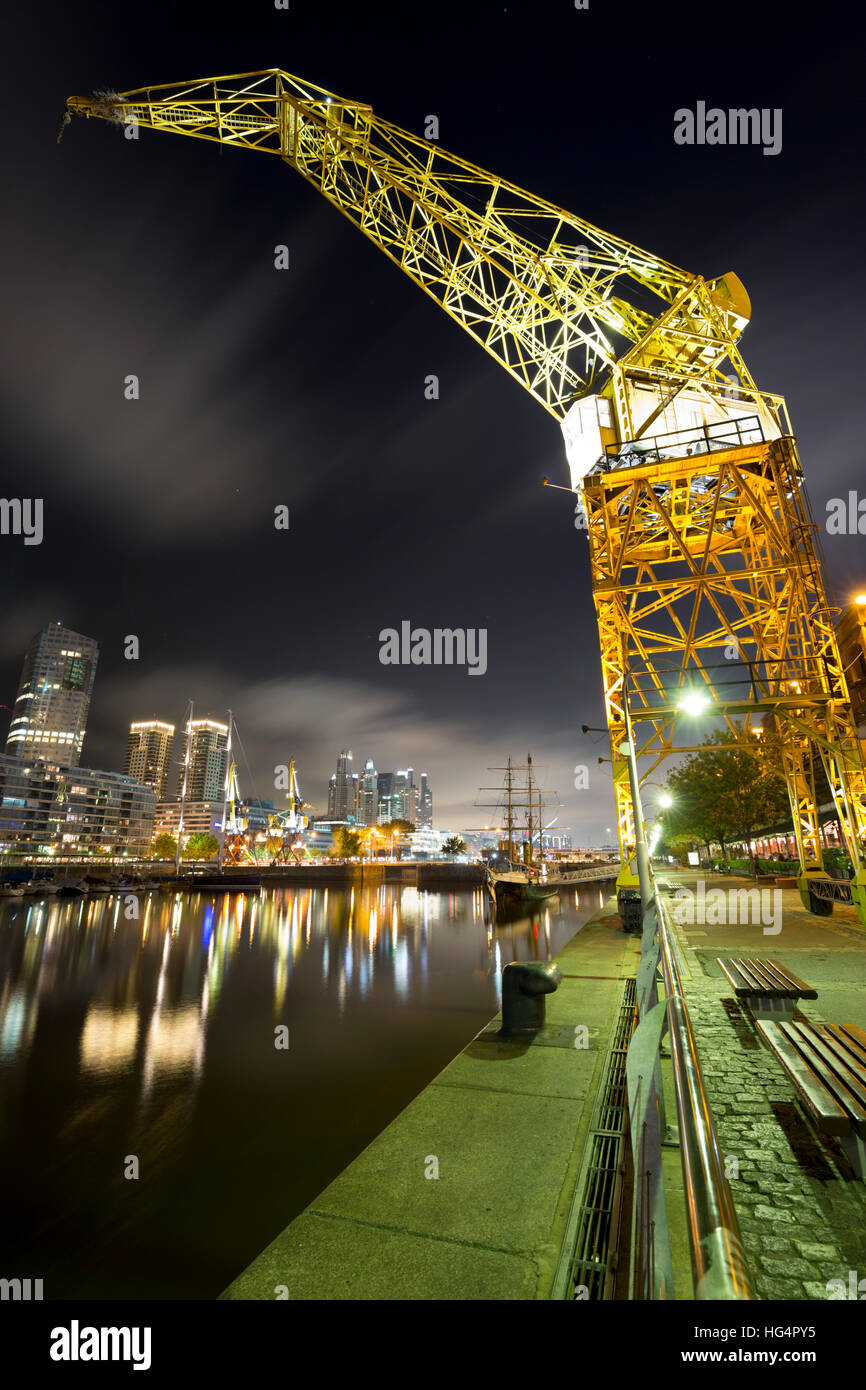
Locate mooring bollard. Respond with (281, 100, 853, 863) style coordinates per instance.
(499, 960, 563, 1036)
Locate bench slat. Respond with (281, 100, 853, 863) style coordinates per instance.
(837, 1024, 866, 1061)
(764, 959, 818, 999)
(824, 1025, 866, 1079)
(717, 958, 751, 993)
(757, 1021, 851, 1135)
(787, 1023, 866, 1122)
(744, 957, 797, 998)
(716, 955, 816, 1000)
(720, 957, 767, 994)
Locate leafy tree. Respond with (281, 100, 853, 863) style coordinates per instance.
(184, 832, 221, 861)
(442, 836, 467, 857)
(380, 818, 415, 834)
(332, 827, 362, 858)
(152, 832, 177, 860)
(662, 723, 790, 870)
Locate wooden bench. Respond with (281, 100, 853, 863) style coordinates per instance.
(756, 1021, 866, 1179)
(716, 956, 817, 1021)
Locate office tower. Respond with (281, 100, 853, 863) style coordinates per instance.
(5, 622, 98, 766)
(417, 772, 433, 828)
(327, 749, 359, 822)
(358, 758, 378, 827)
(125, 720, 175, 799)
(178, 718, 229, 801)
(379, 768, 417, 824)
(376, 770, 393, 823)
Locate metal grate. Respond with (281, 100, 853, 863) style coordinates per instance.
(555, 978, 637, 1300)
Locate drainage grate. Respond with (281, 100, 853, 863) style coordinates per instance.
(553, 978, 637, 1300)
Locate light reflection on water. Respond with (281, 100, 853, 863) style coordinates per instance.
(0, 881, 610, 1298)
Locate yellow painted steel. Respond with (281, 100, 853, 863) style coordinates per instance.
(65, 71, 866, 921)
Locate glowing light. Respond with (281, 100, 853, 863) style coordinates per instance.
(678, 691, 710, 716)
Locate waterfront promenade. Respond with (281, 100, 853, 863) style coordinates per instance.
(222, 871, 866, 1300)
(222, 895, 639, 1299)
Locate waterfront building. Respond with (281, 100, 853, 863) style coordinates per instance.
(377, 768, 417, 824)
(417, 772, 433, 828)
(124, 720, 175, 800)
(0, 755, 155, 858)
(153, 801, 224, 842)
(178, 718, 229, 801)
(327, 750, 359, 822)
(4, 623, 98, 766)
(357, 758, 378, 827)
(239, 798, 276, 833)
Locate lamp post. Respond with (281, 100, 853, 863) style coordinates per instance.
(620, 685, 653, 916)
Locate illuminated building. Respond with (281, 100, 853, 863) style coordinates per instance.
(178, 718, 228, 801)
(327, 749, 359, 821)
(0, 756, 155, 857)
(125, 720, 175, 800)
(153, 801, 224, 841)
(357, 758, 378, 827)
(378, 768, 417, 825)
(4, 623, 98, 766)
(417, 772, 433, 828)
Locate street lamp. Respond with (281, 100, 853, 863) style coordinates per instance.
(678, 689, 710, 717)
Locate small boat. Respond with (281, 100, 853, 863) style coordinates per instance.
(56, 878, 86, 898)
(19, 879, 57, 896)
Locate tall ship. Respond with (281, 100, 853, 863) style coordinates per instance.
(478, 756, 564, 909)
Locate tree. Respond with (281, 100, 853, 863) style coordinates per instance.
(184, 832, 220, 861)
(332, 827, 362, 859)
(152, 832, 177, 860)
(380, 818, 415, 834)
(442, 836, 467, 857)
(662, 723, 790, 871)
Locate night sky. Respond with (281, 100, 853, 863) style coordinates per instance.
(2, 0, 865, 837)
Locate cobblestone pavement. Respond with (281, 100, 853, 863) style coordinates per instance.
(664, 872, 866, 1302)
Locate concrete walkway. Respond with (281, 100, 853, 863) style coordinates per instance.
(221, 901, 639, 1300)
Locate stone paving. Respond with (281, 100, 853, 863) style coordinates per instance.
(665, 871, 866, 1301)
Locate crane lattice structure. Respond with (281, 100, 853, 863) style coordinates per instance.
(65, 70, 866, 923)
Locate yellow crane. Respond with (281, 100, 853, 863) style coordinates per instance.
(64, 70, 866, 923)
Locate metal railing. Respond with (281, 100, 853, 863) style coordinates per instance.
(604, 413, 766, 468)
(625, 884, 755, 1299)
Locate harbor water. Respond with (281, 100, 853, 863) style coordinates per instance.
(0, 880, 613, 1298)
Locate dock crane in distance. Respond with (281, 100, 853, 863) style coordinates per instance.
(64, 70, 866, 925)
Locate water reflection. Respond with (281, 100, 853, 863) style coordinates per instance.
(0, 881, 611, 1298)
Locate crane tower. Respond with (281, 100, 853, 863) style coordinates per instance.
(63, 70, 866, 923)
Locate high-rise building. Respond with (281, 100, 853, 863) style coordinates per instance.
(358, 758, 378, 827)
(125, 720, 175, 800)
(378, 768, 417, 824)
(417, 772, 433, 828)
(178, 718, 229, 801)
(5, 623, 98, 766)
(327, 749, 359, 822)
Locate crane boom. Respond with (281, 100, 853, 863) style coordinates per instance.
(65, 69, 866, 924)
(65, 70, 755, 428)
